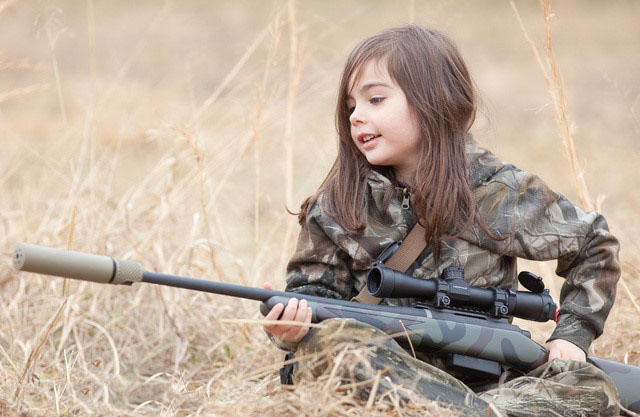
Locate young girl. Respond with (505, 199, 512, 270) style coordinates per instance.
(263, 25, 620, 416)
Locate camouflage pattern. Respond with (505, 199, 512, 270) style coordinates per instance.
(285, 138, 621, 354)
(294, 318, 619, 417)
(294, 318, 491, 417)
(478, 355, 619, 417)
(264, 294, 550, 370)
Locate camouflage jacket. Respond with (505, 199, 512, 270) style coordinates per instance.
(282, 139, 620, 353)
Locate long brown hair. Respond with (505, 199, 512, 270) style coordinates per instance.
(300, 25, 498, 258)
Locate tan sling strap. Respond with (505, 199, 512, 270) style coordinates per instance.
(351, 221, 427, 304)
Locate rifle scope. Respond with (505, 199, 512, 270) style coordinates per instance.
(366, 264, 556, 322)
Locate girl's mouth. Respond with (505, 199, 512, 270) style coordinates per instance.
(361, 134, 380, 149)
(359, 134, 381, 143)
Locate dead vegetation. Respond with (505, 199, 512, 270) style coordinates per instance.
(0, 1, 639, 416)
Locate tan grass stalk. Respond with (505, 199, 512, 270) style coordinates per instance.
(618, 404, 640, 417)
(279, 0, 307, 274)
(0, 56, 45, 71)
(108, 1, 172, 97)
(87, 0, 97, 87)
(386, 376, 402, 411)
(365, 370, 383, 409)
(71, 319, 90, 374)
(325, 347, 348, 391)
(83, 319, 122, 381)
(14, 298, 68, 407)
(399, 320, 417, 359)
(539, 0, 593, 211)
(488, 399, 506, 417)
(220, 318, 327, 328)
(54, 310, 76, 359)
(252, 12, 284, 282)
(334, 377, 383, 392)
(622, 262, 640, 316)
(252, 86, 265, 249)
(156, 286, 191, 341)
(0, 341, 18, 374)
(63, 348, 79, 407)
(0, 83, 49, 105)
(62, 206, 76, 296)
(53, 382, 60, 414)
(45, 20, 68, 127)
(508, 0, 593, 211)
(210, 132, 255, 203)
(191, 27, 269, 125)
(182, 127, 220, 273)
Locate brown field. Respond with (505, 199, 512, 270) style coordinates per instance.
(1, 1, 639, 416)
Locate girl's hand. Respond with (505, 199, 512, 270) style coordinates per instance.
(545, 339, 586, 362)
(262, 282, 312, 343)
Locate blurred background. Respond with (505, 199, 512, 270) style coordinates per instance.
(1, 1, 639, 415)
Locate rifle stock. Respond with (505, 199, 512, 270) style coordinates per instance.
(13, 243, 640, 413)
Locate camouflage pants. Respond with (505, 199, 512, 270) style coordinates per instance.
(293, 318, 619, 417)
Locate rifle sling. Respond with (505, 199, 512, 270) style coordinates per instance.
(351, 222, 426, 304)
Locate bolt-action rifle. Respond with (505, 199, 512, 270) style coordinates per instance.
(12, 243, 640, 413)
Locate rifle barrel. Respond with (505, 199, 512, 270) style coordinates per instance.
(141, 272, 432, 317)
(142, 271, 278, 301)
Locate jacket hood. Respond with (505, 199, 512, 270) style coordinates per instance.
(465, 138, 508, 190)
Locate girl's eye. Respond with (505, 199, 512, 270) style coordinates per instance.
(347, 106, 355, 114)
(370, 97, 385, 105)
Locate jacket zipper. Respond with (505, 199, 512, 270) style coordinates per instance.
(401, 187, 411, 210)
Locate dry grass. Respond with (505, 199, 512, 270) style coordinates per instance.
(1, 1, 639, 416)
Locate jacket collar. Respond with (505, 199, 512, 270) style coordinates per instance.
(364, 136, 505, 193)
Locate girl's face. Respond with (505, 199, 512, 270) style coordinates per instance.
(346, 59, 421, 185)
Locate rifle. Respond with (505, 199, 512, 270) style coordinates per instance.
(12, 243, 640, 414)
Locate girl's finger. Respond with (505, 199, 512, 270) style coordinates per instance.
(278, 298, 300, 340)
(287, 299, 309, 340)
(263, 303, 284, 334)
(291, 306, 313, 342)
(292, 299, 308, 323)
(263, 282, 275, 290)
(264, 303, 284, 320)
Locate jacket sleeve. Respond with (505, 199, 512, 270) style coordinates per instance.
(473, 164, 621, 353)
(267, 197, 358, 352)
(284, 199, 357, 301)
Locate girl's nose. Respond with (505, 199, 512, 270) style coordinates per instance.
(349, 107, 364, 125)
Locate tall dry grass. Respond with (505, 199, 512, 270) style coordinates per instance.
(1, 1, 639, 416)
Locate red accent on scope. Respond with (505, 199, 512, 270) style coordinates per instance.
(555, 310, 559, 322)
